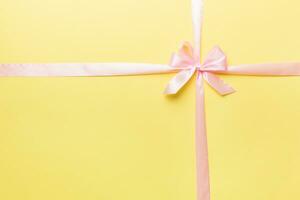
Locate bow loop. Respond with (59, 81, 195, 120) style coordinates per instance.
(201, 46, 227, 72)
(170, 41, 197, 69)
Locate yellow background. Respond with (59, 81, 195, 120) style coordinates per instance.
(0, 0, 300, 199)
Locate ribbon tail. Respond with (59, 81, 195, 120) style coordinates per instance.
(224, 62, 300, 76)
(0, 63, 176, 77)
(164, 68, 196, 94)
(203, 72, 235, 95)
(195, 72, 210, 200)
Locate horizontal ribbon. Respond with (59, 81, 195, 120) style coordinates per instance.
(0, 62, 300, 77)
(1, 0, 300, 200)
(0, 63, 175, 76)
(1, 61, 299, 77)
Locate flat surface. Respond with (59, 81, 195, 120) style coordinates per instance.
(0, 0, 300, 199)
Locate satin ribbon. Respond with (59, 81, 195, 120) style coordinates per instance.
(1, 0, 300, 200)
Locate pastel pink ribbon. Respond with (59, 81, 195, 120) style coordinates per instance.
(1, 0, 300, 200)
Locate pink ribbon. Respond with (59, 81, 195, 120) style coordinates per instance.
(1, 0, 300, 200)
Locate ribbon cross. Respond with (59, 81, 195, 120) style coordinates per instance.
(165, 42, 235, 95)
(1, 0, 300, 200)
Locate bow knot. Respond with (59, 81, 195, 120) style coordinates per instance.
(164, 41, 235, 95)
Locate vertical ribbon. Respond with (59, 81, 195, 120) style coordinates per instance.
(196, 73, 210, 200)
(192, 0, 203, 61)
(192, 0, 211, 200)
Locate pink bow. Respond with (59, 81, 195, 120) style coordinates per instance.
(164, 41, 235, 95)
